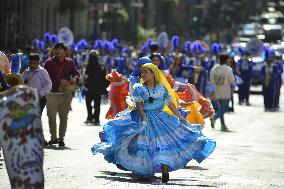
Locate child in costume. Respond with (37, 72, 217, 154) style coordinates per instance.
(105, 69, 128, 119)
(92, 63, 216, 183)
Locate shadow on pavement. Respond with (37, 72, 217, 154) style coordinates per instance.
(0, 161, 3, 169)
(216, 129, 236, 133)
(96, 171, 217, 187)
(44, 145, 75, 150)
(81, 123, 102, 127)
(183, 165, 208, 170)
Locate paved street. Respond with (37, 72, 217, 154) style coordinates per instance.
(1, 89, 284, 189)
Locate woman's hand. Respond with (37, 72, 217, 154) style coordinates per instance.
(70, 78, 76, 84)
(141, 115, 147, 122)
(168, 102, 186, 121)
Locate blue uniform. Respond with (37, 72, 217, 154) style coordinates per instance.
(275, 61, 283, 109)
(237, 58, 253, 104)
(261, 62, 280, 111)
(181, 56, 194, 84)
(169, 55, 186, 83)
(21, 54, 29, 71)
(102, 55, 113, 73)
(113, 55, 129, 76)
(188, 57, 209, 97)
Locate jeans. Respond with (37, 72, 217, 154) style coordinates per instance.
(213, 99, 230, 127)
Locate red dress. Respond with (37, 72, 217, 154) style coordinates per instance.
(165, 73, 214, 119)
(105, 70, 128, 119)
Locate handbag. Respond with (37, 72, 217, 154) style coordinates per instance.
(59, 79, 77, 92)
(55, 62, 77, 92)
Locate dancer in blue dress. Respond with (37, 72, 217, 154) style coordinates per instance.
(91, 63, 216, 183)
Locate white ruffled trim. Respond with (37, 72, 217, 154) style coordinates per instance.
(126, 96, 136, 108)
(114, 109, 133, 120)
(132, 97, 144, 103)
(133, 83, 143, 89)
(173, 81, 181, 91)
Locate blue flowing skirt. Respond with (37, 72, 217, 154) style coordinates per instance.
(92, 110, 216, 176)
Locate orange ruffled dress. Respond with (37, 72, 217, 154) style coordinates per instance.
(105, 70, 128, 119)
(165, 72, 214, 124)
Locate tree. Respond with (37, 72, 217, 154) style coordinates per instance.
(102, 8, 129, 38)
(161, 0, 180, 5)
(59, 0, 86, 31)
(137, 26, 156, 44)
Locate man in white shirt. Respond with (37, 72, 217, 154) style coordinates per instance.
(210, 54, 235, 131)
(22, 53, 52, 114)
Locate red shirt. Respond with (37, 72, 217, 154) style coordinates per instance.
(44, 57, 80, 92)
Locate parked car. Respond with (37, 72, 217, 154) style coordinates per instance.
(258, 11, 284, 43)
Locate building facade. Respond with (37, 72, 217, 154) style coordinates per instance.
(0, 0, 93, 51)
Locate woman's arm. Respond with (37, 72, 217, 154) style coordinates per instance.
(168, 102, 185, 120)
(136, 101, 147, 121)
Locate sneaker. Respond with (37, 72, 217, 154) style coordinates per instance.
(84, 120, 93, 124)
(58, 139, 65, 147)
(94, 121, 100, 126)
(221, 126, 229, 132)
(246, 102, 251, 106)
(48, 139, 58, 145)
(228, 107, 234, 113)
(44, 140, 48, 147)
(210, 117, 215, 129)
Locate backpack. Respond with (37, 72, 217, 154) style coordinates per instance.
(213, 65, 225, 85)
